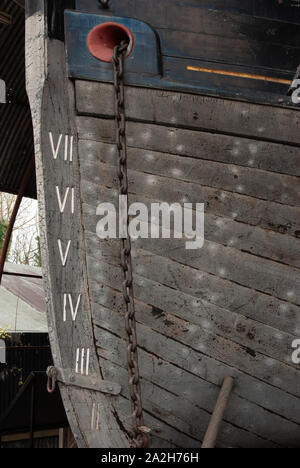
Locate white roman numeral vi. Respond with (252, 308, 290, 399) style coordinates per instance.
(56, 187, 75, 214)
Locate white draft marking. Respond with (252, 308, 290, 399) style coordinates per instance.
(63, 294, 81, 322)
(57, 239, 71, 267)
(56, 186, 75, 214)
(91, 403, 101, 431)
(49, 132, 74, 161)
(75, 348, 90, 375)
(49, 132, 63, 160)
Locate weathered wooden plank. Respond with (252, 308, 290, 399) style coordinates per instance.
(76, 0, 300, 27)
(77, 117, 300, 178)
(83, 220, 300, 339)
(79, 179, 300, 269)
(88, 255, 299, 372)
(104, 1, 300, 49)
(82, 201, 300, 338)
(89, 263, 297, 369)
(86, 254, 300, 398)
(136, 237, 300, 306)
(80, 139, 300, 207)
(75, 81, 300, 145)
(159, 29, 300, 72)
(95, 321, 300, 447)
(98, 348, 279, 448)
(82, 161, 300, 238)
(112, 395, 205, 448)
(91, 279, 300, 427)
(84, 228, 300, 361)
(80, 172, 300, 305)
(80, 162, 300, 303)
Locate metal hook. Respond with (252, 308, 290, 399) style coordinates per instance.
(46, 366, 57, 394)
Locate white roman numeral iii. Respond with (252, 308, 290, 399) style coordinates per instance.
(75, 348, 90, 376)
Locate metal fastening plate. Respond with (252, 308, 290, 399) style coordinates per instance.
(49, 366, 121, 395)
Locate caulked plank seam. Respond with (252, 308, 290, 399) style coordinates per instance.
(96, 333, 298, 448)
(97, 347, 282, 448)
(75, 81, 300, 147)
(82, 190, 300, 270)
(84, 228, 300, 308)
(89, 275, 298, 368)
(90, 284, 300, 383)
(77, 120, 300, 177)
(90, 278, 300, 424)
(89, 283, 300, 399)
(82, 143, 300, 207)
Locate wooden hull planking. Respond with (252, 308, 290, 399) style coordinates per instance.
(26, 0, 300, 448)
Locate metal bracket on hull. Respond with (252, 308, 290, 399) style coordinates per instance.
(46, 366, 121, 395)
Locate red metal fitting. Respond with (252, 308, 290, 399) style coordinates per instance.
(87, 22, 134, 63)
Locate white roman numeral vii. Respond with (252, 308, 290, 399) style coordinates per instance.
(49, 132, 74, 162)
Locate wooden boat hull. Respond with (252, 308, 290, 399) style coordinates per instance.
(26, 1, 300, 448)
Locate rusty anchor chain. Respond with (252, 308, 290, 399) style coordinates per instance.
(112, 42, 151, 449)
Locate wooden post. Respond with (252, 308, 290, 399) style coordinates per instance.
(202, 376, 234, 449)
(29, 377, 36, 449)
(59, 427, 76, 448)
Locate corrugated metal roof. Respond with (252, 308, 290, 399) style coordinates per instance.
(0, 0, 36, 198)
(0, 262, 46, 332)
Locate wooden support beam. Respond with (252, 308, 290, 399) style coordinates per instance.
(2, 272, 43, 279)
(202, 376, 235, 449)
(1, 429, 59, 443)
(0, 11, 12, 25)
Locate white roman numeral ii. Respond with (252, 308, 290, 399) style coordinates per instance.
(91, 403, 100, 431)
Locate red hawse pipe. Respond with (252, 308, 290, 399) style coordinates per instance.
(87, 22, 134, 63)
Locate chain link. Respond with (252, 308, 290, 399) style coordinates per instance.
(112, 42, 151, 449)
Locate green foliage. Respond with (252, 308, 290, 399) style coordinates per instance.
(0, 327, 10, 340)
(0, 218, 8, 253)
(34, 235, 42, 267)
